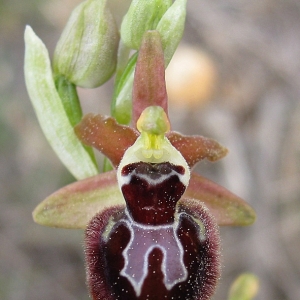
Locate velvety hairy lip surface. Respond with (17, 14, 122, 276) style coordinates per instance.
(85, 201, 220, 300)
(85, 162, 221, 300)
(121, 162, 186, 225)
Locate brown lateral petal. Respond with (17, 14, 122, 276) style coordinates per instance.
(132, 30, 168, 126)
(32, 171, 124, 229)
(167, 131, 228, 168)
(75, 113, 139, 167)
(184, 173, 256, 226)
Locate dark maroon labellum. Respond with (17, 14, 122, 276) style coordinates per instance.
(121, 162, 186, 225)
(85, 162, 220, 300)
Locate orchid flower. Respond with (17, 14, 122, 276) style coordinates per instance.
(24, 1, 256, 298)
(31, 30, 256, 300)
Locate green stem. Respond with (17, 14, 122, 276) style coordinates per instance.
(54, 75, 82, 126)
(55, 75, 98, 168)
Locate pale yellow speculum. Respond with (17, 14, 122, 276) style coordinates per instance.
(136, 106, 170, 160)
(117, 106, 191, 189)
(140, 131, 164, 159)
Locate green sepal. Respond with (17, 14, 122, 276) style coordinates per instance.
(24, 26, 98, 180)
(185, 173, 256, 226)
(32, 171, 124, 229)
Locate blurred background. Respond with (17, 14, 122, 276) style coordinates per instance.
(1, 0, 300, 299)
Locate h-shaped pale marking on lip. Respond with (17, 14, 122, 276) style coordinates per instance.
(119, 167, 186, 187)
(120, 211, 188, 297)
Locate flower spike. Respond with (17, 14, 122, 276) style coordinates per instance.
(26, 1, 257, 299)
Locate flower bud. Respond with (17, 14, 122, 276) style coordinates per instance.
(157, 0, 187, 65)
(53, 0, 119, 88)
(120, 0, 172, 49)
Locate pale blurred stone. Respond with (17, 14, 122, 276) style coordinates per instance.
(166, 44, 217, 108)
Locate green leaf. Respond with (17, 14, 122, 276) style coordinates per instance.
(33, 171, 124, 229)
(228, 273, 259, 300)
(24, 26, 98, 180)
(184, 173, 256, 226)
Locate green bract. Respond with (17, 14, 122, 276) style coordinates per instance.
(53, 0, 119, 88)
(24, 26, 98, 180)
(120, 0, 172, 50)
(111, 53, 137, 125)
